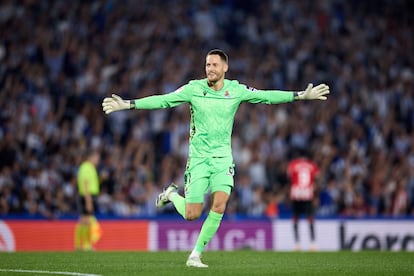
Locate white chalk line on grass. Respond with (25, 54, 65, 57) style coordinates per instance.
(0, 268, 102, 276)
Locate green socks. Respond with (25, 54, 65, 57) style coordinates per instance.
(74, 223, 82, 249)
(194, 211, 223, 253)
(170, 192, 186, 218)
(74, 223, 91, 250)
(169, 193, 224, 254)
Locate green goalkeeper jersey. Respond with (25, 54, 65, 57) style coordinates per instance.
(134, 79, 294, 158)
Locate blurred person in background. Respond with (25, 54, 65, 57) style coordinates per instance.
(287, 149, 320, 251)
(74, 149, 102, 251)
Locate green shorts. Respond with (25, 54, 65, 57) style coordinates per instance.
(184, 156, 235, 203)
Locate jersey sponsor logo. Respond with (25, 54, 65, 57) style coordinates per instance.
(291, 186, 314, 200)
(245, 85, 257, 92)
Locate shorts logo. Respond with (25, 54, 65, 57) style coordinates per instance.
(226, 166, 234, 176)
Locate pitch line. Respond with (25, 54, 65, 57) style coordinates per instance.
(0, 269, 102, 276)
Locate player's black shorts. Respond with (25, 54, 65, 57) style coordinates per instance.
(292, 200, 314, 217)
(78, 195, 98, 215)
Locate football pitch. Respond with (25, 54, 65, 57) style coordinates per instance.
(0, 251, 412, 276)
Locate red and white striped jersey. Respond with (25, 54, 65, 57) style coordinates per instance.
(288, 158, 319, 201)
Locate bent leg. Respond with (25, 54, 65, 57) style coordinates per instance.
(185, 202, 203, 220)
(169, 192, 186, 218)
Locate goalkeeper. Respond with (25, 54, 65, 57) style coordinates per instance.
(102, 49, 329, 267)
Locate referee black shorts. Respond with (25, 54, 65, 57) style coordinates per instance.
(77, 195, 98, 215)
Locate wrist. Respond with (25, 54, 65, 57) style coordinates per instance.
(129, 100, 135, 109)
(293, 91, 305, 100)
(293, 92, 298, 99)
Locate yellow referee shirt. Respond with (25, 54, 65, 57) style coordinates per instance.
(77, 161, 99, 196)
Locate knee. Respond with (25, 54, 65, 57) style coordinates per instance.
(211, 191, 229, 214)
(185, 209, 202, 221)
(211, 203, 226, 214)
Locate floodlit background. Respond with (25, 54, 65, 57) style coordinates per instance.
(0, 0, 413, 252)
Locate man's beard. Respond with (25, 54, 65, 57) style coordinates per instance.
(207, 73, 221, 86)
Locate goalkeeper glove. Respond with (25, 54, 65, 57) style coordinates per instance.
(294, 83, 330, 100)
(102, 94, 134, 114)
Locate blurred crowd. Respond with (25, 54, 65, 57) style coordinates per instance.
(0, 0, 413, 219)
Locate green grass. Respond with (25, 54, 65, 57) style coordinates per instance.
(0, 251, 413, 276)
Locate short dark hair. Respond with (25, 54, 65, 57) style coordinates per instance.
(84, 148, 100, 160)
(207, 49, 228, 64)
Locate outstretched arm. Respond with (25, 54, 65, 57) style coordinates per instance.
(293, 83, 330, 101)
(241, 83, 330, 104)
(102, 85, 193, 114)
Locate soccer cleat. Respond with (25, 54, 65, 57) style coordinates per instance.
(186, 256, 208, 268)
(156, 183, 178, 208)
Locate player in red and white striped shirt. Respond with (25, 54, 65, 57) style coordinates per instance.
(287, 150, 320, 251)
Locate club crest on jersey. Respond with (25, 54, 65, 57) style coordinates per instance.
(246, 85, 257, 92)
(224, 90, 231, 98)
